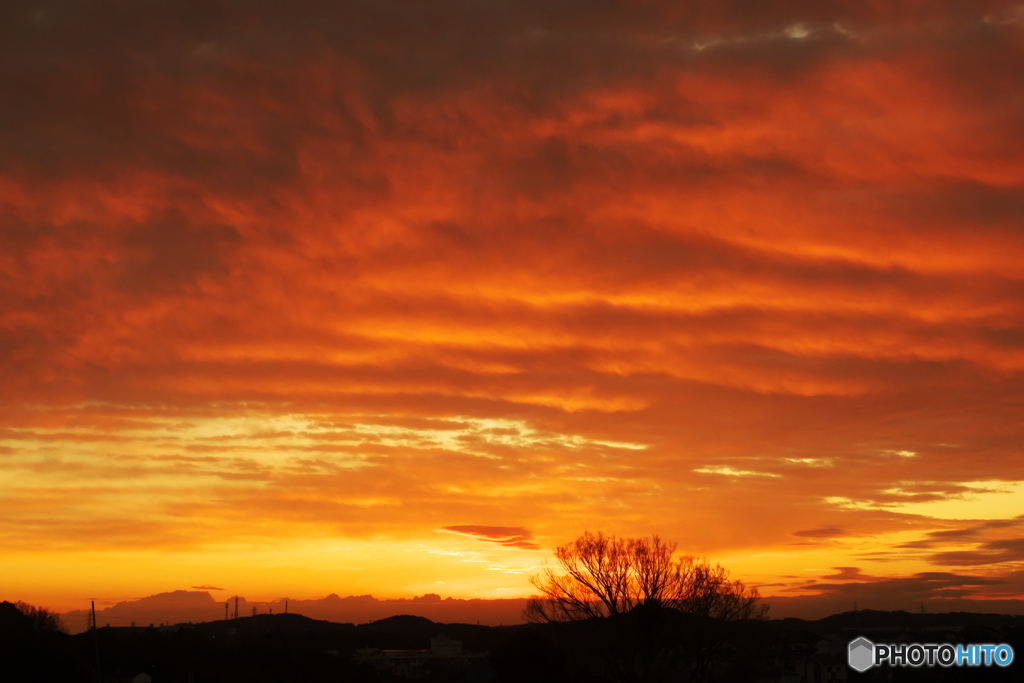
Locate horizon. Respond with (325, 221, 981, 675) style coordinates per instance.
(45, 586, 1024, 636)
(3, 2, 1024, 622)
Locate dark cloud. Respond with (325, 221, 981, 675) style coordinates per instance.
(440, 526, 540, 550)
(930, 538, 1024, 567)
(766, 566, 1024, 617)
(781, 570, 1012, 608)
(819, 567, 875, 581)
(898, 516, 1024, 549)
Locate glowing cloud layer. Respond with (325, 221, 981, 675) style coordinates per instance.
(2, 1, 1023, 616)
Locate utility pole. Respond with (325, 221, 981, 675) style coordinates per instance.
(91, 601, 101, 683)
(234, 596, 239, 620)
(251, 606, 256, 617)
(284, 598, 288, 614)
(225, 602, 229, 621)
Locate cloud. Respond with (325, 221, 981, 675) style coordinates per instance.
(897, 516, 1024, 549)
(792, 527, 844, 539)
(929, 538, 1024, 567)
(694, 466, 781, 478)
(1, 0, 1023, 612)
(818, 567, 877, 581)
(190, 585, 225, 591)
(782, 569, 1015, 605)
(439, 526, 541, 550)
(765, 563, 1024, 617)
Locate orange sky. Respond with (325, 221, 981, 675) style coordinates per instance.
(2, 1, 1024, 619)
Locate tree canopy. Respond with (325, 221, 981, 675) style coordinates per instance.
(526, 531, 767, 624)
(12, 600, 67, 634)
(525, 531, 767, 683)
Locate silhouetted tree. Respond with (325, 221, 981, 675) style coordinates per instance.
(0, 601, 81, 682)
(14, 600, 67, 633)
(525, 531, 767, 683)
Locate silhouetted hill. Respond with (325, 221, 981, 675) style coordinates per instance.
(363, 613, 436, 633)
(192, 612, 356, 638)
(162, 610, 515, 654)
(63, 590, 530, 633)
(16, 598, 1024, 682)
(774, 608, 1024, 632)
(358, 613, 510, 653)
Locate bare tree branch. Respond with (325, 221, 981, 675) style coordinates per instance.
(525, 531, 768, 683)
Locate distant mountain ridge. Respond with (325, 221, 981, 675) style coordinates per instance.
(62, 590, 531, 634)
(62, 588, 1024, 638)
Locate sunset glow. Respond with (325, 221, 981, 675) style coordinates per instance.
(3, 1, 1024, 621)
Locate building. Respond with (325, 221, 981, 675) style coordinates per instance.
(354, 634, 487, 678)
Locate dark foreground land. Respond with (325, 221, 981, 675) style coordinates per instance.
(3, 600, 1022, 682)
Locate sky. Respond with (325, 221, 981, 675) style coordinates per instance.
(2, 1, 1024, 620)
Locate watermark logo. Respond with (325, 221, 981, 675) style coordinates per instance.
(848, 637, 874, 672)
(848, 637, 1014, 671)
